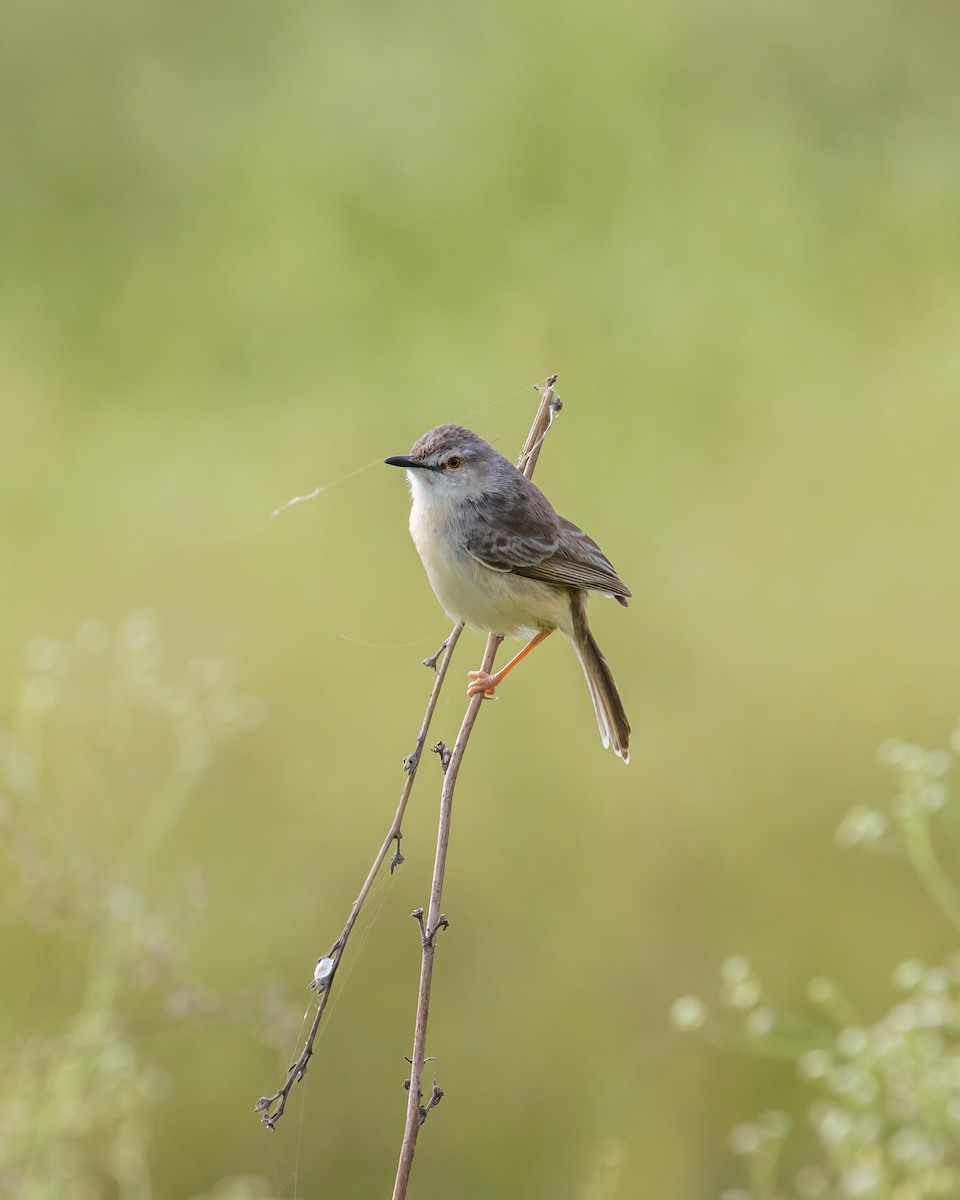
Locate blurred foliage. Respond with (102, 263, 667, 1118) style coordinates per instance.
(673, 730, 960, 1199)
(0, 614, 295, 1199)
(2, 0, 960, 1195)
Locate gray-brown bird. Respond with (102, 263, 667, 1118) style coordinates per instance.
(386, 424, 631, 763)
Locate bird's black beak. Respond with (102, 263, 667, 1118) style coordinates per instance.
(384, 455, 424, 469)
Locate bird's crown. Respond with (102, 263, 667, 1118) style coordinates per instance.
(407, 424, 488, 462)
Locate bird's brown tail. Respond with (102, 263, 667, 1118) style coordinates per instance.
(570, 596, 630, 764)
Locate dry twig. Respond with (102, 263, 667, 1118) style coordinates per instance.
(254, 375, 563, 1177)
(254, 623, 464, 1127)
(391, 376, 562, 1199)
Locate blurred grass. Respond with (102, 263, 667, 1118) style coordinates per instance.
(2, 0, 960, 1196)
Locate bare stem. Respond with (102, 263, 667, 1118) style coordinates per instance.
(391, 375, 562, 1199)
(255, 620, 464, 1128)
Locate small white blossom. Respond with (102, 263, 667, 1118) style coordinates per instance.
(723, 980, 761, 1011)
(926, 750, 951, 777)
(836, 1027, 868, 1058)
(721, 956, 752, 985)
(798, 1049, 833, 1081)
(670, 995, 706, 1032)
(892, 960, 924, 991)
(729, 1123, 762, 1156)
(747, 1008, 775, 1037)
(839, 1162, 883, 1197)
(814, 1105, 853, 1147)
(807, 977, 837, 1006)
(888, 1128, 941, 1169)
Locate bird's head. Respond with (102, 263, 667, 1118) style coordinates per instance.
(385, 424, 503, 502)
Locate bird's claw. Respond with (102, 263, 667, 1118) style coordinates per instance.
(466, 670, 498, 699)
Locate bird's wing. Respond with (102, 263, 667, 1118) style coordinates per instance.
(513, 518, 631, 602)
(464, 487, 631, 603)
(463, 484, 562, 570)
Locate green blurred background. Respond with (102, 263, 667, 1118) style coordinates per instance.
(3, 1, 960, 1196)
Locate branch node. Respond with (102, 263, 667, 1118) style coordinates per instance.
(411, 907, 427, 943)
(390, 831, 405, 874)
(252, 625, 468, 1137)
(418, 1074, 445, 1125)
(431, 741, 453, 773)
(426, 914, 449, 943)
(422, 640, 448, 671)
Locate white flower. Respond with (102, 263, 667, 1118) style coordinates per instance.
(892, 960, 924, 991)
(798, 1049, 833, 1081)
(729, 1124, 762, 1156)
(670, 995, 706, 1032)
(721, 957, 752, 985)
(839, 1162, 883, 1197)
(747, 1008, 775, 1037)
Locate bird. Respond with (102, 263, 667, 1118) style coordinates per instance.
(385, 424, 631, 763)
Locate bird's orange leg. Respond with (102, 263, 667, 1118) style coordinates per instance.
(467, 629, 554, 698)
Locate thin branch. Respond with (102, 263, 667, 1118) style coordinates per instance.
(255, 621, 464, 1128)
(517, 373, 562, 479)
(391, 375, 562, 1199)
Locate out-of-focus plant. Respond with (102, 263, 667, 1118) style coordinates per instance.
(671, 726, 960, 1200)
(0, 612, 291, 1200)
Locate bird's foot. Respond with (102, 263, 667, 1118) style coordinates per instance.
(466, 670, 499, 699)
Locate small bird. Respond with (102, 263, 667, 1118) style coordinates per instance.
(385, 424, 631, 763)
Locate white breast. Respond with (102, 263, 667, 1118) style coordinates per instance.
(407, 479, 572, 638)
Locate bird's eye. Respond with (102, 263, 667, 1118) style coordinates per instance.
(445, 456, 463, 470)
